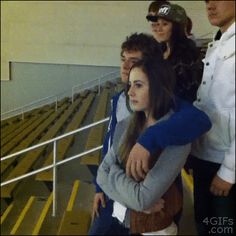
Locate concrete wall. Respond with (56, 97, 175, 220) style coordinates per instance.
(1, 63, 118, 113)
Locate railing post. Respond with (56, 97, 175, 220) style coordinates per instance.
(98, 78, 101, 95)
(55, 97, 58, 112)
(52, 140, 57, 217)
(21, 108, 24, 120)
(72, 87, 74, 104)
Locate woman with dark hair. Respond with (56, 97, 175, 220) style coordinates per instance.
(146, 3, 203, 103)
(97, 55, 192, 235)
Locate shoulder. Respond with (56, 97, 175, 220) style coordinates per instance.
(111, 91, 125, 107)
(114, 116, 131, 137)
(110, 91, 124, 110)
(112, 90, 124, 101)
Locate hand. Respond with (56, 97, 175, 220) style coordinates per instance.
(210, 175, 233, 197)
(143, 198, 165, 214)
(92, 192, 106, 221)
(126, 143, 151, 181)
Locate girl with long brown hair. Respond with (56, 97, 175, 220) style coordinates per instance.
(97, 55, 191, 235)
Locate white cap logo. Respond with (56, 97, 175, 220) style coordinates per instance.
(158, 5, 170, 15)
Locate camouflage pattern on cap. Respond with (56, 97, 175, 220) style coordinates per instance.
(157, 4, 187, 25)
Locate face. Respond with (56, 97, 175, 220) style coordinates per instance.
(128, 67, 150, 115)
(154, 18, 173, 43)
(120, 50, 143, 84)
(205, 0, 235, 32)
(147, 11, 160, 42)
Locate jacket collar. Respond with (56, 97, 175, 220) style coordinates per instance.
(216, 22, 235, 43)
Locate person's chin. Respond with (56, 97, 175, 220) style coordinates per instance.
(133, 107, 143, 112)
(129, 103, 139, 112)
(208, 17, 220, 27)
(154, 36, 164, 43)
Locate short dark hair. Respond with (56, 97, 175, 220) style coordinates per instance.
(121, 33, 162, 60)
(148, 0, 170, 13)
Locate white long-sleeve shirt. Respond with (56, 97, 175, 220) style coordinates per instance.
(192, 23, 235, 184)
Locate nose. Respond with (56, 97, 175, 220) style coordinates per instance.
(128, 85, 134, 97)
(157, 24, 163, 31)
(122, 60, 131, 70)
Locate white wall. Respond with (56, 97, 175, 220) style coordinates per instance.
(1, 1, 215, 81)
(1, 1, 148, 80)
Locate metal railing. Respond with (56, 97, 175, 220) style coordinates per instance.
(1, 117, 109, 216)
(1, 95, 59, 121)
(72, 70, 120, 103)
(1, 70, 119, 121)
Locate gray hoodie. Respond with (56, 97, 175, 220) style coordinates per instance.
(97, 115, 191, 212)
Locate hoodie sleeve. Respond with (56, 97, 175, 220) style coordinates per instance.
(97, 144, 191, 211)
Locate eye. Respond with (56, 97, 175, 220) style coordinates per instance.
(130, 59, 140, 65)
(135, 83, 143, 88)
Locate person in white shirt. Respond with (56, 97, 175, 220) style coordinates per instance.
(191, 1, 235, 235)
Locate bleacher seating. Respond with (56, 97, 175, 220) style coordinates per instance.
(1, 108, 42, 142)
(57, 180, 93, 235)
(0, 179, 94, 235)
(1, 103, 69, 176)
(0, 82, 124, 235)
(0, 202, 14, 225)
(1, 112, 46, 148)
(1, 194, 52, 235)
(1, 97, 83, 198)
(80, 88, 110, 165)
(1, 116, 22, 129)
(35, 92, 96, 182)
(1, 108, 55, 157)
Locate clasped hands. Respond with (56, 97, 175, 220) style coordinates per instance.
(126, 143, 151, 182)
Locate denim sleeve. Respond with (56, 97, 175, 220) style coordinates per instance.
(138, 99, 212, 154)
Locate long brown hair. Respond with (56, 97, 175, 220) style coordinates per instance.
(119, 56, 176, 165)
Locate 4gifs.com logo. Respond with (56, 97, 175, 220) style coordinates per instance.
(202, 217, 235, 234)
